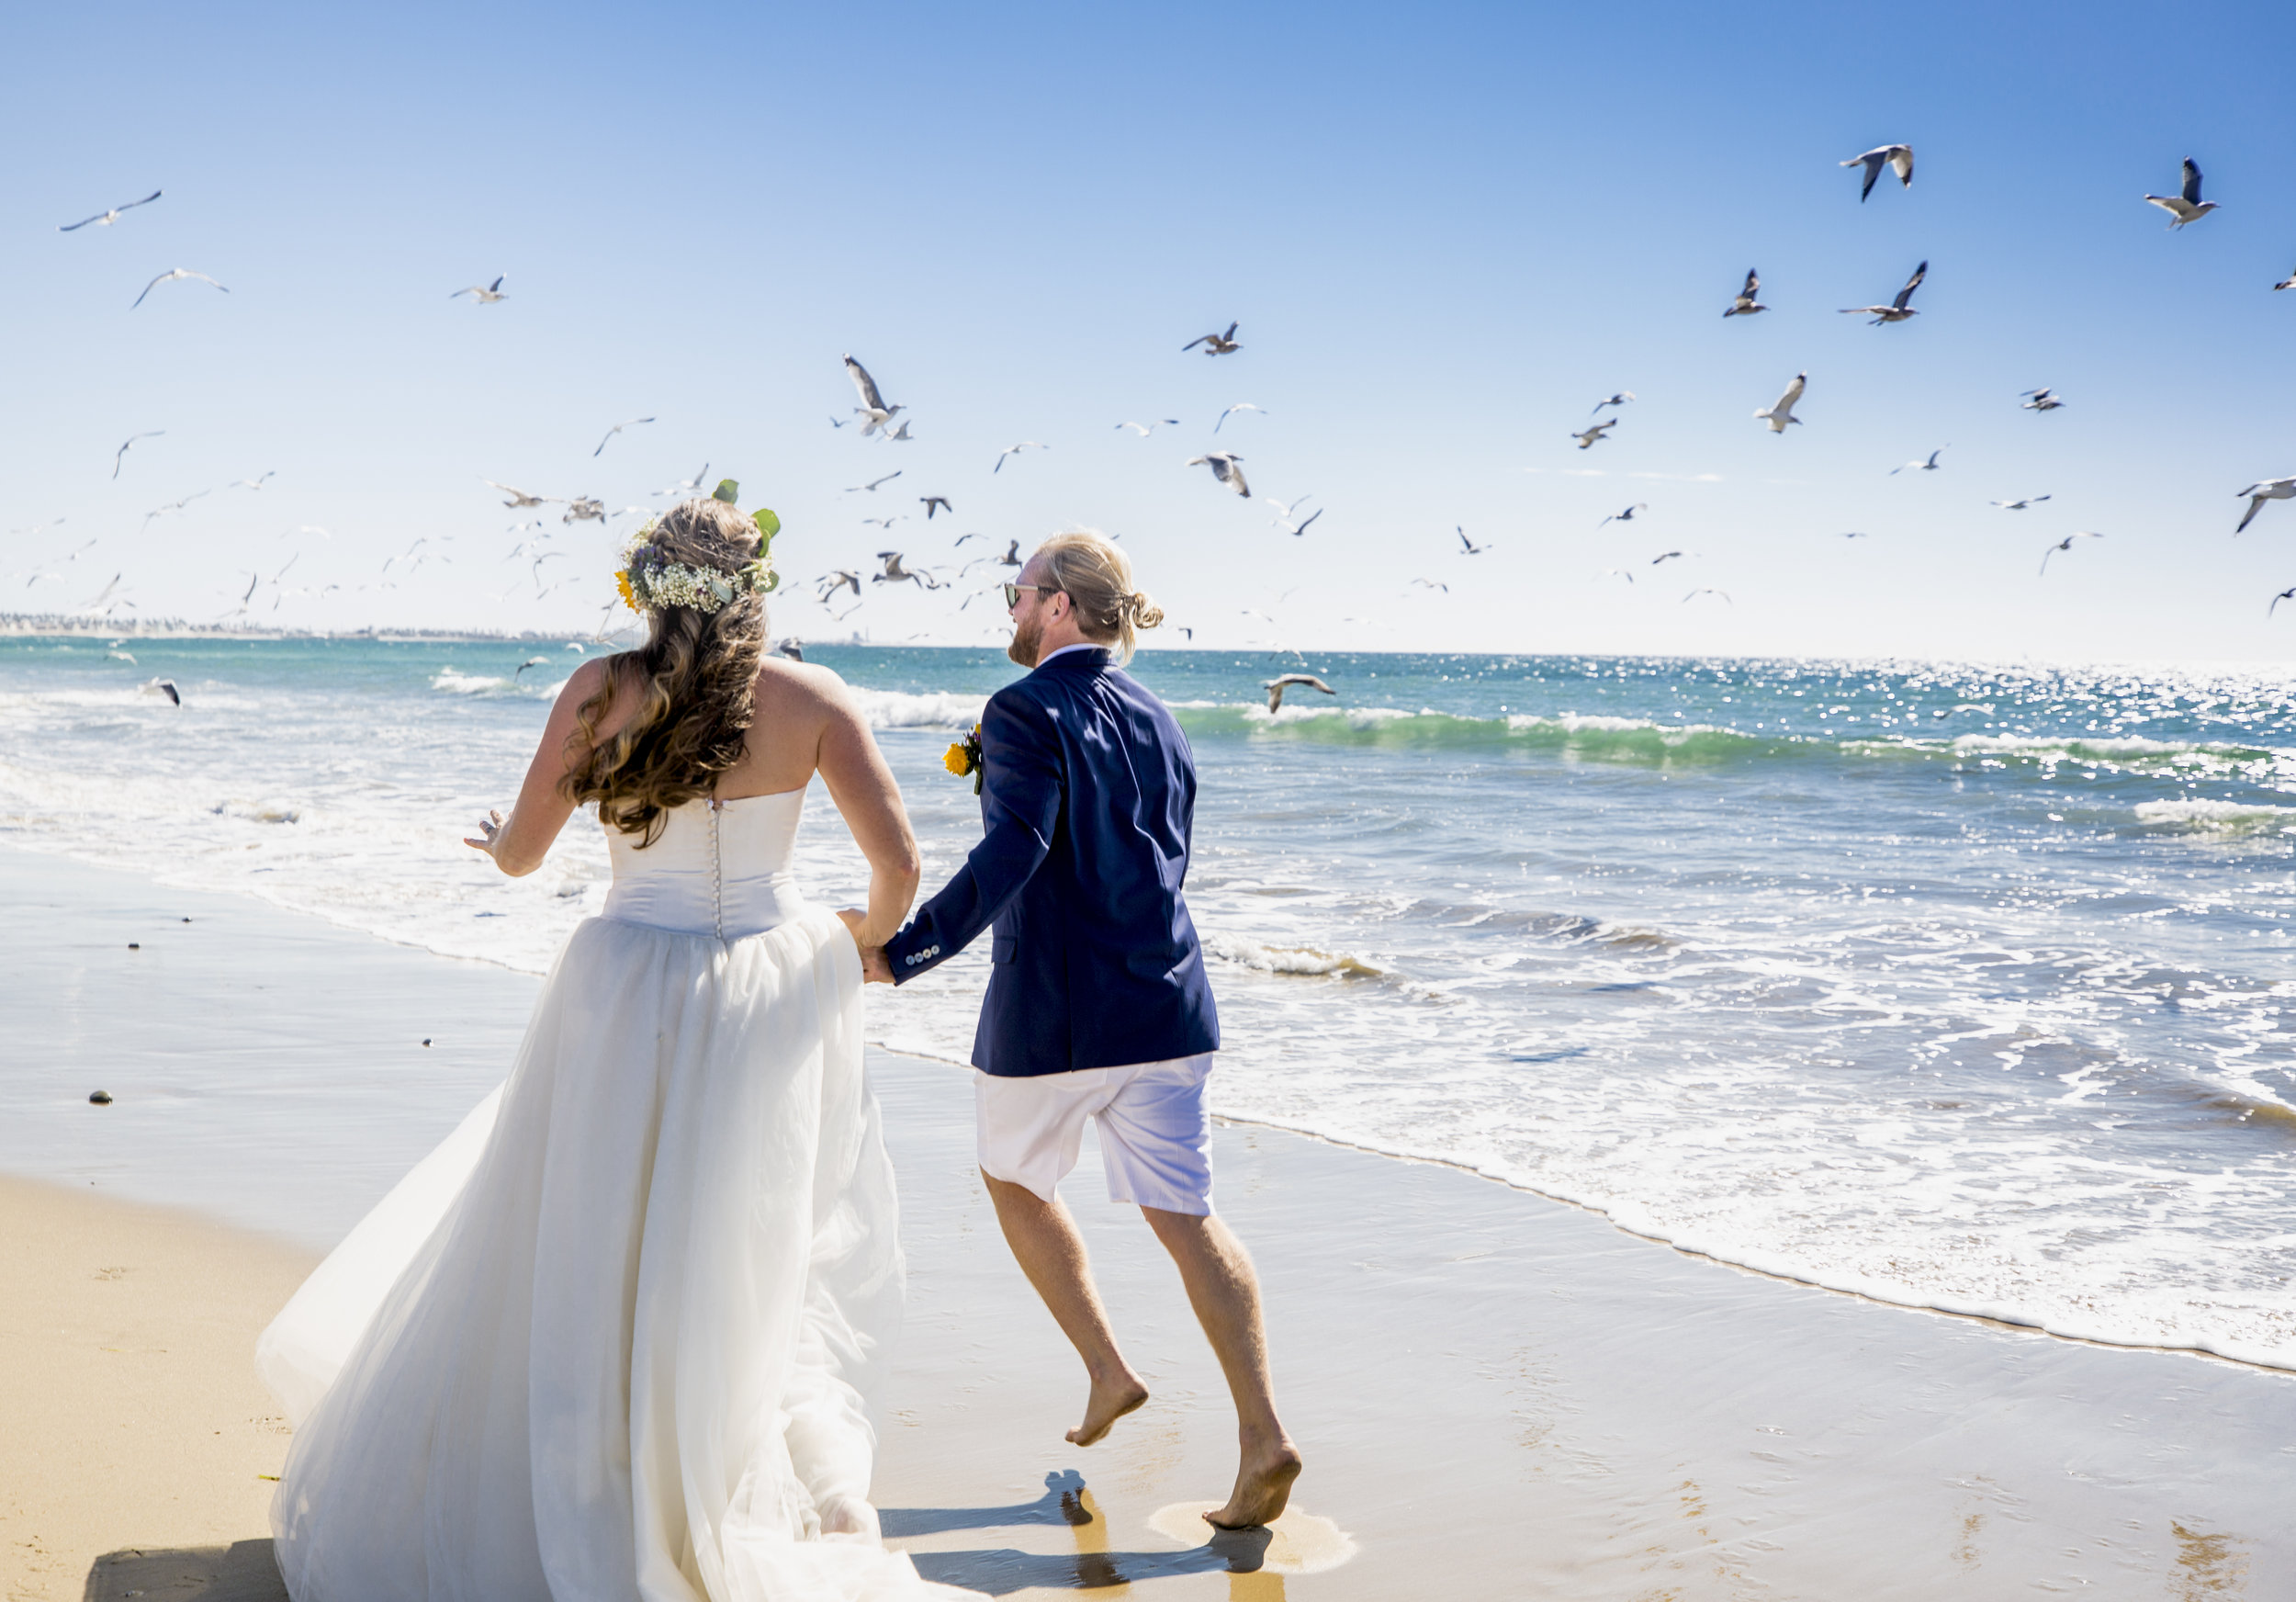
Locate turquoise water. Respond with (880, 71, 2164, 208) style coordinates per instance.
(4, 636, 2294, 1365)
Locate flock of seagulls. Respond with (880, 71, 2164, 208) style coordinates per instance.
(22, 137, 2296, 662)
(1558, 147, 2296, 604)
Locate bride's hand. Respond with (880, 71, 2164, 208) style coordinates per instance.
(835, 909, 895, 984)
(463, 809, 505, 856)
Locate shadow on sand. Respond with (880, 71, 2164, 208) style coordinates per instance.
(84, 1478, 1277, 1601)
(84, 1540, 287, 1602)
(887, 1472, 1280, 1596)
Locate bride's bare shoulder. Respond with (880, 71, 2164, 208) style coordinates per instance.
(750, 655, 858, 721)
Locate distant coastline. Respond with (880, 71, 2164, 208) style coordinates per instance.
(0, 613, 624, 644)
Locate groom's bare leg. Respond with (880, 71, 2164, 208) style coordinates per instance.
(983, 1171, 1150, 1446)
(1142, 1208, 1302, 1529)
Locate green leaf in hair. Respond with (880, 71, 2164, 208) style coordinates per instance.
(712, 479, 740, 504)
(751, 507, 781, 545)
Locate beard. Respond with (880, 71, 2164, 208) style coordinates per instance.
(1006, 609, 1042, 668)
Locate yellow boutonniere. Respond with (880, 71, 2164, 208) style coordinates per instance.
(944, 723, 985, 795)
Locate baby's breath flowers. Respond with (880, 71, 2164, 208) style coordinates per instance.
(944, 724, 985, 795)
(613, 502, 781, 616)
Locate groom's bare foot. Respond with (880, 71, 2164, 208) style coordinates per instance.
(1064, 1371, 1149, 1446)
(1203, 1437, 1302, 1529)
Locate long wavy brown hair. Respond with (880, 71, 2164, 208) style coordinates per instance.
(560, 498, 768, 844)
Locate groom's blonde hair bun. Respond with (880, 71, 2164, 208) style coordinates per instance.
(1035, 529, 1162, 663)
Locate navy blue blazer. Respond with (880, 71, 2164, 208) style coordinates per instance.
(884, 648, 1220, 1077)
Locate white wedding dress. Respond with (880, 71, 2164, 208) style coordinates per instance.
(256, 791, 967, 1602)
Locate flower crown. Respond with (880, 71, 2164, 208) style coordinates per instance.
(613, 480, 782, 615)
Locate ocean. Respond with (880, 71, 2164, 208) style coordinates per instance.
(3, 636, 2292, 1369)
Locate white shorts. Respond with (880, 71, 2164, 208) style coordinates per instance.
(975, 1053, 1215, 1215)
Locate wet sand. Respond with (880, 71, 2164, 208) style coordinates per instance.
(3, 845, 2291, 1599)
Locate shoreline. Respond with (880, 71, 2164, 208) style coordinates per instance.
(8, 835, 2286, 1376)
(5, 848, 2294, 1597)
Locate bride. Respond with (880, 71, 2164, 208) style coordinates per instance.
(255, 496, 971, 1600)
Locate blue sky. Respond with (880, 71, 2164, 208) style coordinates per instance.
(6, 0, 2295, 661)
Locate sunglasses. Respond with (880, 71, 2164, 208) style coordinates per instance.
(1003, 582, 1058, 608)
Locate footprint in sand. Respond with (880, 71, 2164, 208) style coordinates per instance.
(1146, 1504, 1357, 1574)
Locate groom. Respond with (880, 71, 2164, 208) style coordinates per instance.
(857, 530, 1302, 1530)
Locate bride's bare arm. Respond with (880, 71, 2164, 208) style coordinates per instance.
(465, 659, 609, 876)
(810, 679, 920, 948)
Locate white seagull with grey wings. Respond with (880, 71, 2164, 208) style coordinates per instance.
(1841, 144, 1914, 201)
(1755, 373, 1806, 433)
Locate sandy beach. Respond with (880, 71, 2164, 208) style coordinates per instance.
(4, 844, 2292, 1600)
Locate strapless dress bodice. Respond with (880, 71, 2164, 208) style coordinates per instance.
(602, 789, 807, 939)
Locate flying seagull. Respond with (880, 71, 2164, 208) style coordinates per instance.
(61, 191, 162, 231)
(1265, 494, 1320, 536)
(2235, 477, 2296, 535)
(1598, 503, 1649, 527)
(845, 470, 903, 493)
(1841, 144, 1915, 202)
(140, 678, 181, 706)
(1591, 392, 1637, 415)
(1410, 577, 1450, 592)
(919, 495, 952, 519)
(228, 471, 276, 492)
(1892, 448, 1947, 474)
(132, 268, 228, 309)
(591, 416, 655, 457)
(1571, 419, 1618, 450)
(842, 354, 902, 434)
(2274, 586, 2296, 618)
(2277, 266, 2296, 292)
(1183, 322, 1241, 355)
(451, 276, 508, 303)
(1683, 587, 1732, 604)
(141, 491, 210, 531)
(1215, 403, 1265, 433)
(112, 432, 163, 479)
(873, 551, 940, 589)
(1756, 372, 1806, 433)
(1186, 451, 1250, 497)
(1991, 494, 2053, 510)
(2039, 532, 2104, 574)
(1458, 526, 1491, 555)
(1650, 550, 1687, 566)
(2144, 158, 2219, 229)
(562, 496, 606, 525)
(818, 570, 862, 602)
(1116, 419, 1179, 435)
(884, 420, 915, 442)
(1263, 673, 1335, 713)
(996, 538, 1022, 568)
(484, 480, 557, 508)
(994, 442, 1046, 474)
(513, 656, 550, 678)
(652, 464, 711, 498)
(1840, 260, 1927, 324)
(1724, 269, 1768, 318)
(2020, 388, 2065, 412)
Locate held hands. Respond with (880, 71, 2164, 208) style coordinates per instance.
(835, 909, 896, 984)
